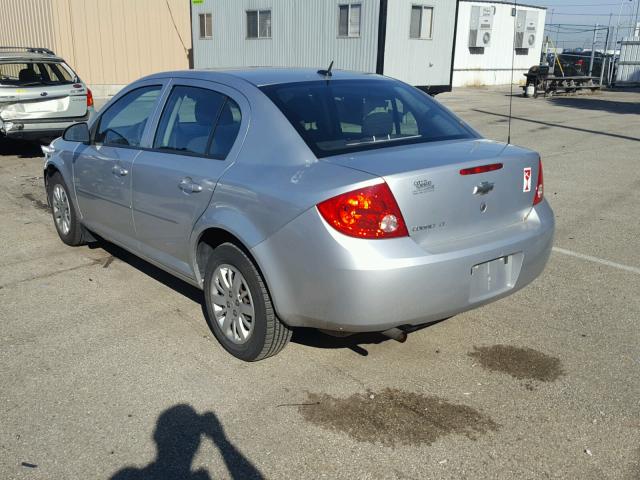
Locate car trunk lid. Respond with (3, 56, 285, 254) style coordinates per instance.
(323, 139, 540, 248)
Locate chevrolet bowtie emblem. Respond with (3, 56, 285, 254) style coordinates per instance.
(473, 181, 494, 195)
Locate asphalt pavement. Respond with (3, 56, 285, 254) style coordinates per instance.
(1, 87, 638, 479)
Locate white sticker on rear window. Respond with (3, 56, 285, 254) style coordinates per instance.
(523, 167, 532, 192)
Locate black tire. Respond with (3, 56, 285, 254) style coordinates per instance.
(203, 243, 291, 361)
(47, 172, 85, 246)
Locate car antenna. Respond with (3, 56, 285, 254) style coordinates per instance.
(507, 0, 518, 145)
(317, 60, 334, 78)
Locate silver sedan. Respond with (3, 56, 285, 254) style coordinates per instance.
(43, 68, 554, 361)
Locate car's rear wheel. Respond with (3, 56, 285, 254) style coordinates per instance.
(203, 243, 291, 361)
(47, 172, 85, 246)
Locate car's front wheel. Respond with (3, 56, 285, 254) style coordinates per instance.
(203, 243, 291, 361)
(47, 172, 85, 246)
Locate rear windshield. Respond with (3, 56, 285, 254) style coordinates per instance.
(261, 79, 476, 158)
(0, 62, 75, 87)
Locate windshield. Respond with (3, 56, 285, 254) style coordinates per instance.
(0, 61, 75, 87)
(261, 79, 476, 158)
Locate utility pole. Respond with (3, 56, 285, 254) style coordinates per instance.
(589, 24, 598, 76)
(602, 19, 611, 86)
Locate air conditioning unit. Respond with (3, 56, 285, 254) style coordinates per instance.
(515, 10, 539, 49)
(469, 6, 494, 48)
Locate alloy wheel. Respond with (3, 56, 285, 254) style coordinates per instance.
(210, 264, 255, 344)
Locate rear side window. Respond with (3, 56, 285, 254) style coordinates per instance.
(153, 85, 242, 159)
(94, 86, 161, 147)
(153, 86, 226, 155)
(0, 62, 74, 86)
(261, 80, 475, 158)
(208, 99, 242, 159)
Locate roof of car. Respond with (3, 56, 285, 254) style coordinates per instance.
(0, 51, 64, 62)
(142, 67, 384, 87)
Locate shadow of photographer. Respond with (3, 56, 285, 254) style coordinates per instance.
(111, 404, 263, 480)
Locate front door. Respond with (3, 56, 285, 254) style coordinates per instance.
(132, 82, 244, 277)
(74, 84, 163, 246)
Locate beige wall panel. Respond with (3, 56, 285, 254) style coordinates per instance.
(0, 0, 55, 49)
(1, 0, 191, 92)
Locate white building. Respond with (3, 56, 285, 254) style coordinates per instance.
(453, 1, 546, 87)
(191, 0, 459, 94)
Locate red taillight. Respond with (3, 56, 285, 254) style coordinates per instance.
(460, 163, 503, 175)
(86, 88, 94, 108)
(317, 182, 408, 239)
(533, 158, 544, 205)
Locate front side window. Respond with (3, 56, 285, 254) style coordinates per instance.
(338, 4, 361, 37)
(199, 13, 213, 39)
(261, 80, 475, 158)
(94, 86, 161, 147)
(410, 5, 434, 39)
(0, 62, 74, 86)
(247, 10, 272, 39)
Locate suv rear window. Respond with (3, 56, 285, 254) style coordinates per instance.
(261, 79, 475, 158)
(0, 62, 75, 87)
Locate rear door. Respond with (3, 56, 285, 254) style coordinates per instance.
(74, 82, 164, 247)
(0, 61, 86, 121)
(131, 80, 246, 277)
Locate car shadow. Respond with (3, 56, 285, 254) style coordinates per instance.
(92, 238, 442, 356)
(548, 95, 640, 115)
(292, 320, 446, 356)
(91, 239, 204, 305)
(110, 404, 263, 480)
(0, 137, 44, 158)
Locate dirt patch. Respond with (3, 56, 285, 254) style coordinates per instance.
(298, 388, 498, 447)
(469, 345, 563, 382)
(22, 193, 50, 212)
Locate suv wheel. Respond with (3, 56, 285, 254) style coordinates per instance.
(47, 172, 85, 246)
(203, 243, 291, 361)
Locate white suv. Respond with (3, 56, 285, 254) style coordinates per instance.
(0, 47, 94, 142)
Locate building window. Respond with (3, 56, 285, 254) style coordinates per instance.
(199, 13, 212, 39)
(247, 10, 272, 39)
(410, 5, 433, 39)
(338, 4, 361, 37)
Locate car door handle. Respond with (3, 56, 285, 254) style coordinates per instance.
(179, 177, 203, 193)
(112, 165, 129, 176)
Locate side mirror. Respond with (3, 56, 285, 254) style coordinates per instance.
(62, 122, 90, 143)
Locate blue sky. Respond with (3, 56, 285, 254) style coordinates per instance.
(519, 0, 640, 48)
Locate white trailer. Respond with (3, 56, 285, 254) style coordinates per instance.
(191, 0, 460, 94)
(453, 1, 546, 87)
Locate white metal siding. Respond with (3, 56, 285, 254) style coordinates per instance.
(383, 0, 457, 87)
(192, 0, 380, 73)
(616, 37, 640, 84)
(453, 1, 546, 87)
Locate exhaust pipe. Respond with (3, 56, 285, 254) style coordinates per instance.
(380, 327, 407, 343)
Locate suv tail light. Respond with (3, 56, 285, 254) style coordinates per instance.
(533, 158, 544, 205)
(317, 182, 408, 239)
(87, 88, 94, 108)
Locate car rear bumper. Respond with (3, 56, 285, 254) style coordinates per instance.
(0, 110, 92, 140)
(252, 201, 555, 332)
